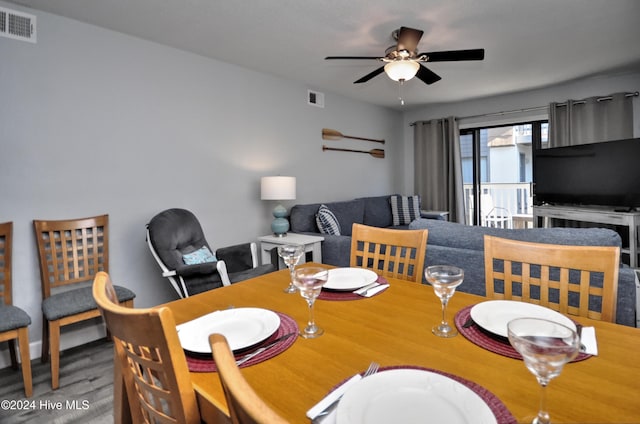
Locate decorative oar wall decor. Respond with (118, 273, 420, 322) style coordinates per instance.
(322, 128, 385, 144)
(322, 145, 385, 159)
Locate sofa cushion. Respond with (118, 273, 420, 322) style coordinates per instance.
(290, 199, 365, 236)
(316, 204, 341, 235)
(360, 195, 394, 228)
(390, 195, 422, 226)
(290, 203, 322, 233)
(328, 199, 365, 236)
(409, 219, 622, 251)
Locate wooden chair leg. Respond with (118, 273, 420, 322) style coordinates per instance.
(49, 320, 60, 390)
(9, 339, 18, 370)
(17, 327, 33, 397)
(41, 317, 49, 363)
(113, 345, 133, 424)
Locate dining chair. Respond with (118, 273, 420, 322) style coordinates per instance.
(0, 222, 33, 397)
(483, 235, 620, 322)
(350, 223, 428, 283)
(93, 271, 201, 424)
(209, 333, 289, 424)
(33, 214, 136, 389)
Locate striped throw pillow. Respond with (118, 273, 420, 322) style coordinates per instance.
(390, 195, 421, 226)
(315, 204, 341, 235)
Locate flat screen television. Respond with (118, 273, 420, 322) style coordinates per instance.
(533, 137, 640, 210)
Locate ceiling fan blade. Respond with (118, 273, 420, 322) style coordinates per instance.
(354, 66, 385, 84)
(325, 56, 381, 60)
(422, 49, 485, 62)
(415, 65, 442, 85)
(396, 26, 424, 54)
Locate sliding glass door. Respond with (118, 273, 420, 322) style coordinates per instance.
(460, 121, 547, 227)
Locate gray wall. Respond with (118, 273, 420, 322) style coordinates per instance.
(0, 2, 403, 362)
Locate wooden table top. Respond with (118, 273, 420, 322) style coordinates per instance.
(163, 265, 640, 424)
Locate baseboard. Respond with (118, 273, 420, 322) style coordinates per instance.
(0, 322, 107, 370)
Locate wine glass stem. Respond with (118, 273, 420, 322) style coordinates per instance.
(289, 265, 295, 284)
(440, 298, 449, 325)
(306, 299, 316, 330)
(536, 383, 550, 424)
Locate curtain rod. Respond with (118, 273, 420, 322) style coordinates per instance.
(410, 91, 639, 126)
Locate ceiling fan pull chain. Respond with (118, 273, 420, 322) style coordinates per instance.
(398, 79, 405, 106)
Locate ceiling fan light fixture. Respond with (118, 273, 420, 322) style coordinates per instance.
(384, 60, 419, 82)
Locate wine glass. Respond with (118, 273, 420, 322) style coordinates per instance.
(277, 244, 304, 293)
(507, 318, 580, 424)
(424, 265, 464, 338)
(292, 266, 329, 339)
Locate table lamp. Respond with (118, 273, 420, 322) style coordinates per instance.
(261, 176, 296, 237)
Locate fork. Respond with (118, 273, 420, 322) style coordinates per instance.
(362, 361, 380, 378)
(312, 362, 379, 422)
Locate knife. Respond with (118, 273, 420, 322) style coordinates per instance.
(353, 281, 380, 295)
(306, 374, 362, 421)
(235, 332, 296, 365)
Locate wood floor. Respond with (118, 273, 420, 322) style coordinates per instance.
(0, 339, 115, 424)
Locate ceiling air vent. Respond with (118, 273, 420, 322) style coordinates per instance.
(0, 7, 37, 43)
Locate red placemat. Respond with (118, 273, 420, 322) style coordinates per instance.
(454, 305, 591, 362)
(323, 365, 517, 424)
(185, 312, 298, 372)
(318, 276, 389, 301)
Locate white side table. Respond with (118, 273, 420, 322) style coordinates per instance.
(258, 233, 324, 268)
(420, 210, 450, 221)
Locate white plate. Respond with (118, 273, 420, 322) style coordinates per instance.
(176, 307, 280, 354)
(470, 300, 576, 338)
(323, 268, 378, 291)
(336, 369, 497, 424)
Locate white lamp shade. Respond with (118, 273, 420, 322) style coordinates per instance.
(384, 60, 420, 82)
(261, 176, 296, 200)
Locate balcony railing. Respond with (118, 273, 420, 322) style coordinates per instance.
(463, 182, 533, 227)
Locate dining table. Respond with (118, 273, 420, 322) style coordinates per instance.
(161, 264, 640, 424)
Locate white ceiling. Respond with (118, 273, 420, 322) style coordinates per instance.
(7, 0, 640, 109)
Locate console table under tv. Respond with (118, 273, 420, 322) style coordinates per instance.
(533, 204, 640, 268)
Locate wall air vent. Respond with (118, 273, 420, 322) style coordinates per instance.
(308, 90, 325, 108)
(0, 7, 37, 43)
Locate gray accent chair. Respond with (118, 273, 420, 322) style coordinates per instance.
(146, 208, 276, 298)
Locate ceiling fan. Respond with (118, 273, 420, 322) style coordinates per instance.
(325, 26, 485, 85)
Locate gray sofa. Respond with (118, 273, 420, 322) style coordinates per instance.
(290, 198, 637, 327)
(407, 218, 636, 327)
(289, 195, 445, 267)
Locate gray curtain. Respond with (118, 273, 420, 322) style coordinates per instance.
(414, 117, 465, 223)
(548, 92, 634, 147)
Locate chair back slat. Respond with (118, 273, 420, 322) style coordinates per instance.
(93, 272, 200, 424)
(350, 223, 428, 283)
(484, 235, 619, 322)
(34, 215, 108, 297)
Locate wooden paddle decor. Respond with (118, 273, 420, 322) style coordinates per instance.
(322, 145, 385, 159)
(322, 128, 385, 144)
